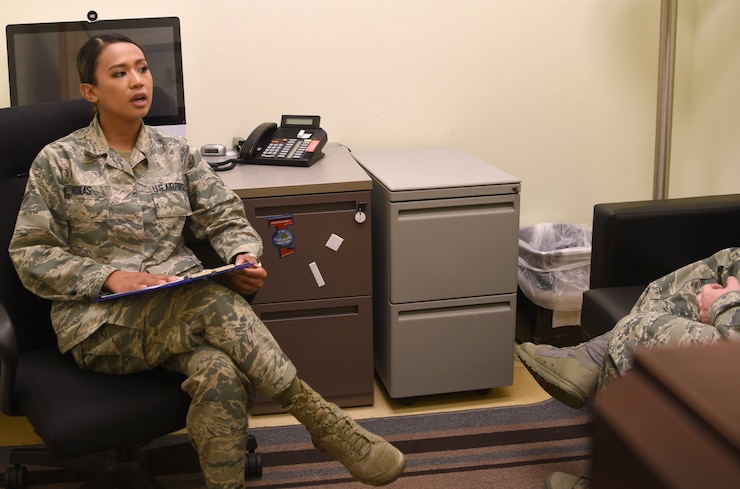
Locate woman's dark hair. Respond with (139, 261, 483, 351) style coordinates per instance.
(77, 33, 144, 84)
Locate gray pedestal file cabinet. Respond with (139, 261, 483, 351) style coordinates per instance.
(352, 147, 522, 400)
(219, 145, 374, 414)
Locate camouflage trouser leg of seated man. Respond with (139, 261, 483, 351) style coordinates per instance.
(70, 281, 296, 489)
(599, 248, 740, 390)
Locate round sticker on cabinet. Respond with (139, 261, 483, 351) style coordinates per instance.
(268, 214, 296, 258)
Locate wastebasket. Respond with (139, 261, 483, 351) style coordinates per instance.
(518, 222, 592, 311)
(516, 223, 591, 345)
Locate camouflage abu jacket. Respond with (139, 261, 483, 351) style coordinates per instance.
(9, 117, 263, 352)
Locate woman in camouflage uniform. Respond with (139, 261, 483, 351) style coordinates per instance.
(9, 34, 405, 489)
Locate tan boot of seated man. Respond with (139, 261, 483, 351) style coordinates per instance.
(279, 378, 406, 486)
(546, 471, 591, 489)
(515, 333, 610, 409)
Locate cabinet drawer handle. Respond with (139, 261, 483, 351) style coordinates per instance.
(260, 305, 359, 322)
(254, 201, 355, 217)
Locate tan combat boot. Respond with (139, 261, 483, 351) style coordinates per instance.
(280, 379, 406, 486)
(515, 342, 601, 409)
(545, 471, 591, 489)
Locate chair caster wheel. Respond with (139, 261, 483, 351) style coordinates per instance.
(246, 452, 262, 479)
(4, 465, 29, 489)
(245, 433, 262, 479)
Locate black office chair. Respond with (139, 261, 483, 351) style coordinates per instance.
(0, 100, 261, 488)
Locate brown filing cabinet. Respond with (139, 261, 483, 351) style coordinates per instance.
(219, 146, 374, 414)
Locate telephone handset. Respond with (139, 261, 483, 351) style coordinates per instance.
(239, 122, 278, 161)
(239, 115, 327, 167)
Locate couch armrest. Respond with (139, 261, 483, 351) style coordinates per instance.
(0, 301, 19, 415)
(590, 194, 740, 289)
(581, 286, 645, 338)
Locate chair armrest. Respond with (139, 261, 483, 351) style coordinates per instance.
(185, 234, 258, 304)
(0, 301, 19, 415)
(590, 194, 740, 289)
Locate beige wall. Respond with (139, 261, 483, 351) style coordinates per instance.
(672, 1, 740, 199)
(1, 0, 738, 226)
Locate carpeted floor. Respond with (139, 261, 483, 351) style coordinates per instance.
(1, 399, 593, 488)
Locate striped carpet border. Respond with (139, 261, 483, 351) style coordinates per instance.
(240, 399, 593, 488)
(1, 399, 593, 488)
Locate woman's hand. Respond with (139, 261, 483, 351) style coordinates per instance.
(697, 276, 740, 324)
(220, 253, 268, 295)
(103, 270, 182, 294)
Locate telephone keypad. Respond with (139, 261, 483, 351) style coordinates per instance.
(262, 138, 314, 160)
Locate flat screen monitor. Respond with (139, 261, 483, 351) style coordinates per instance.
(6, 16, 186, 136)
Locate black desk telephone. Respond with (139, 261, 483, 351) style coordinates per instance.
(208, 115, 327, 171)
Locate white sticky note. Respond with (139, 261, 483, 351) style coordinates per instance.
(325, 233, 344, 252)
(308, 261, 326, 287)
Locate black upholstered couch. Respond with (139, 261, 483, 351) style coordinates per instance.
(580, 193, 740, 339)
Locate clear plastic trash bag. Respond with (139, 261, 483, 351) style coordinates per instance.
(517, 223, 592, 311)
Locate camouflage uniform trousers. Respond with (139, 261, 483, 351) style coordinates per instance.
(599, 247, 740, 390)
(69, 281, 297, 489)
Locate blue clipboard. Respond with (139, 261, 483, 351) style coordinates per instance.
(95, 262, 256, 302)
